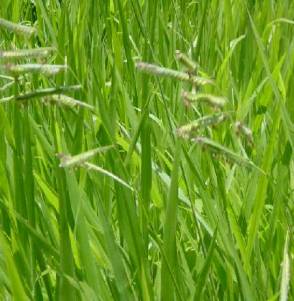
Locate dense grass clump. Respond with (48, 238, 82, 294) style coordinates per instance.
(0, 1, 293, 300)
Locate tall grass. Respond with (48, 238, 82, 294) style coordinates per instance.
(0, 0, 293, 300)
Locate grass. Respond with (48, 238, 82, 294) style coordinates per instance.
(0, 0, 293, 300)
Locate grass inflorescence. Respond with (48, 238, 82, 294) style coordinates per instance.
(0, 1, 293, 301)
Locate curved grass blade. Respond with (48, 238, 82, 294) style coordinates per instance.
(0, 232, 30, 301)
(0, 85, 82, 103)
(0, 74, 15, 81)
(84, 162, 134, 191)
(161, 141, 181, 300)
(149, 229, 184, 301)
(193, 136, 265, 173)
(194, 227, 217, 300)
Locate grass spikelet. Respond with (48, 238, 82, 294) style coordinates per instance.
(3, 64, 67, 76)
(0, 47, 56, 60)
(177, 120, 200, 139)
(177, 113, 229, 139)
(279, 231, 290, 301)
(43, 94, 94, 110)
(175, 50, 198, 73)
(182, 91, 227, 109)
(234, 121, 254, 145)
(0, 95, 14, 103)
(58, 145, 114, 168)
(136, 62, 213, 85)
(0, 17, 36, 37)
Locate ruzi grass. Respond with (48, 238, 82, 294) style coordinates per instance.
(0, 1, 293, 300)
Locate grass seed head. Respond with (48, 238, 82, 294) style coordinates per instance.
(0, 47, 56, 60)
(3, 64, 67, 76)
(235, 121, 254, 145)
(43, 94, 94, 110)
(59, 145, 114, 168)
(175, 50, 198, 73)
(136, 61, 213, 85)
(182, 92, 226, 109)
(0, 17, 37, 37)
(177, 113, 229, 139)
(176, 121, 200, 139)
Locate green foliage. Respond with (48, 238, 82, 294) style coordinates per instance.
(0, 0, 293, 300)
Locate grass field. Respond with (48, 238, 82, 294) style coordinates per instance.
(0, 1, 293, 300)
